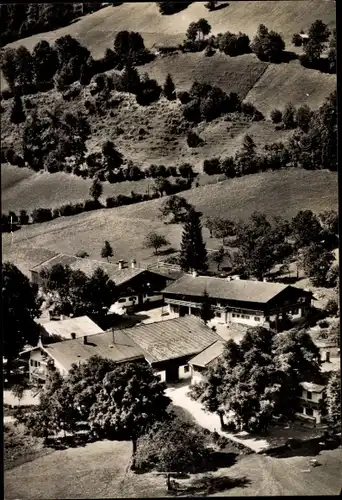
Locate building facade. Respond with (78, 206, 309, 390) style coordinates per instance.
(163, 274, 312, 328)
(296, 381, 325, 425)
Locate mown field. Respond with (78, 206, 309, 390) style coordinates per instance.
(3, 169, 337, 279)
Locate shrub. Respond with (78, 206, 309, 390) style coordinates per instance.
(76, 250, 89, 258)
(59, 204, 73, 217)
(183, 99, 201, 123)
(325, 298, 338, 316)
(31, 208, 53, 223)
(283, 103, 296, 129)
(52, 208, 60, 219)
(177, 91, 191, 104)
(203, 157, 221, 175)
(292, 33, 302, 47)
(270, 109, 282, 124)
(187, 131, 203, 147)
(204, 45, 215, 57)
(318, 319, 329, 329)
(106, 196, 118, 208)
(251, 24, 285, 62)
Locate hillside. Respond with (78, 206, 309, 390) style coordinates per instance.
(3, 169, 337, 278)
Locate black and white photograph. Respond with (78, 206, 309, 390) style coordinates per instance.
(1, 1, 341, 497)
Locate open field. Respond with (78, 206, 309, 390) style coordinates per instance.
(4, 436, 342, 498)
(2, 169, 337, 278)
(245, 59, 336, 115)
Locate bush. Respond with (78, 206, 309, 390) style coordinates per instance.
(31, 208, 52, 223)
(318, 319, 329, 329)
(106, 196, 118, 208)
(183, 99, 201, 123)
(177, 91, 191, 104)
(187, 131, 203, 147)
(270, 109, 282, 124)
(76, 250, 89, 258)
(292, 33, 302, 47)
(52, 208, 60, 219)
(203, 157, 221, 175)
(325, 298, 338, 316)
(204, 45, 215, 57)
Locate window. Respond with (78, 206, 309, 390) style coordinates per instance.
(129, 296, 136, 301)
(254, 316, 260, 322)
(306, 391, 312, 400)
(30, 359, 34, 366)
(232, 313, 236, 318)
(326, 351, 330, 362)
(215, 311, 221, 318)
(236, 314, 240, 318)
(306, 407, 314, 417)
(184, 365, 190, 373)
(118, 298, 126, 303)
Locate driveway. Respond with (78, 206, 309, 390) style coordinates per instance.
(166, 384, 270, 453)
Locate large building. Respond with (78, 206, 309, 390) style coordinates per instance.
(23, 316, 220, 385)
(30, 253, 180, 311)
(163, 274, 312, 328)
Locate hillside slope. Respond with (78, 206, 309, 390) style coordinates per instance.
(3, 169, 337, 277)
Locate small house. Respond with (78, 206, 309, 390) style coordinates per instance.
(188, 340, 225, 385)
(297, 381, 325, 425)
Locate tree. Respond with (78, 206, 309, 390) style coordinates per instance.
(234, 134, 259, 176)
(79, 62, 93, 86)
(144, 232, 169, 255)
(179, 208, 208, 273)
(204, 216, 216, 238)
(304, 20, 331, 64)
(152, 177, 171, 197)
(1, 48, 20, 90)
(136, 73, 161, 106)
(114, 31, 148, 65)
(160, 195, 192, 223)
(2, 262, 42, 379)
(327, 29, 336, 72)
(270, 109, 282, 124)
(89, 361, 171, 460)
(10, 93, 26, 125)
(200, 289, 215, 324)
(282, 103, 296, 129)
(32, 40, 58, 84)
(101, 241, 113, 262)
(326, 370, 341, 430)
(120, 63, 141, 94)
(213, 246, 225, 271)
(295, 104, 313, 133)
(301, 244, 335, 287)
(186, 22, 200, 42)
(89, 178, 103, 202)
(203, 157, 221, 175)
(218, 31, 250, 57)
(197, 18, 211, 39)
(292, 33, 302, 47)
(205, 1, 217, 10)
(102, 140, 124, 170)
(40, 264, 116, 319)
(135, 418, 210, 490)
(163, 73, 176, 101)
(250, 24, 285, 62)
(291, 210, 322, 248)
(19, 209, 29, 225)
(178, 163, 194, 180)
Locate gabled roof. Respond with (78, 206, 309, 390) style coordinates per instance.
(162, 275, 291, 304)
(189, 340, 226, 368)
(123, 315, 220, 363)
(40, 329, 145, 371)
(30, 254, 176, 287)
(300, 381, 325, 393)
(39, 316, 104, 339)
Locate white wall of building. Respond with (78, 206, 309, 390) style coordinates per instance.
(226, 310, 267, 327)
(301, 388, 322, 404)
(190, 366, 205, 385)
(155, 370, 166, 383)
(179, 364, 191, 380)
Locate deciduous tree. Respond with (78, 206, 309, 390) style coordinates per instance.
(3, 262, 42, 378)
(160, 195, 192, 223)
(163, 73, 176, 100)
(101, 241, 113, 261)
(144, 231, 169, 255)
(89, 178, 103, 201)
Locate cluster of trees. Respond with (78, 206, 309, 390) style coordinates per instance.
(0, 4, 104, 46)
(189, 326, 323, 433)
(39, 263, 117, 320)
(203, 136, 288, 179)
(157, 2, 192, 15)
(250, 24, 285, 62)
(181, 81, 246, 123)
(270, 103, 313, 131)
(293, 20, 335, 73)
(203, 209, 338, 286)
(1, 31, 152, 96)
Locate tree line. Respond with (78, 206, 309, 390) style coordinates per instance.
(0, 4, 104, 46)
(1, 175, 194, 230)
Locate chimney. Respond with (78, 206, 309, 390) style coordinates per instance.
(118, 259, 124, 270)
(131, 259, 137, 269)
(192, 270, 198, 278)
(227, 276, 232, 282)
(263, 277, 268, 283)
(83, 335, 88, 345)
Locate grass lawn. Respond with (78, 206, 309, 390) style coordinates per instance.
(2, 169, 337, 278)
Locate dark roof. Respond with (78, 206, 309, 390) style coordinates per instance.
(123, 315, 220, 363)
(189, 340, 225, 368)
(162, 275, 291, 303)
(43, 329, 145, 371)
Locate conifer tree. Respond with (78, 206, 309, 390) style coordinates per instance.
(326, 370, 341, 430)
(10, 94, 26, 125)
(120, 63, 141, 94)
(101, 241, 113, 262)
(200, 289, 215, 324)
(179, 208, 208, 273)
(163, 73, 176, 101)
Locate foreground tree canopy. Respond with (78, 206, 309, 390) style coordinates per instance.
(190, 326, 322, 433)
